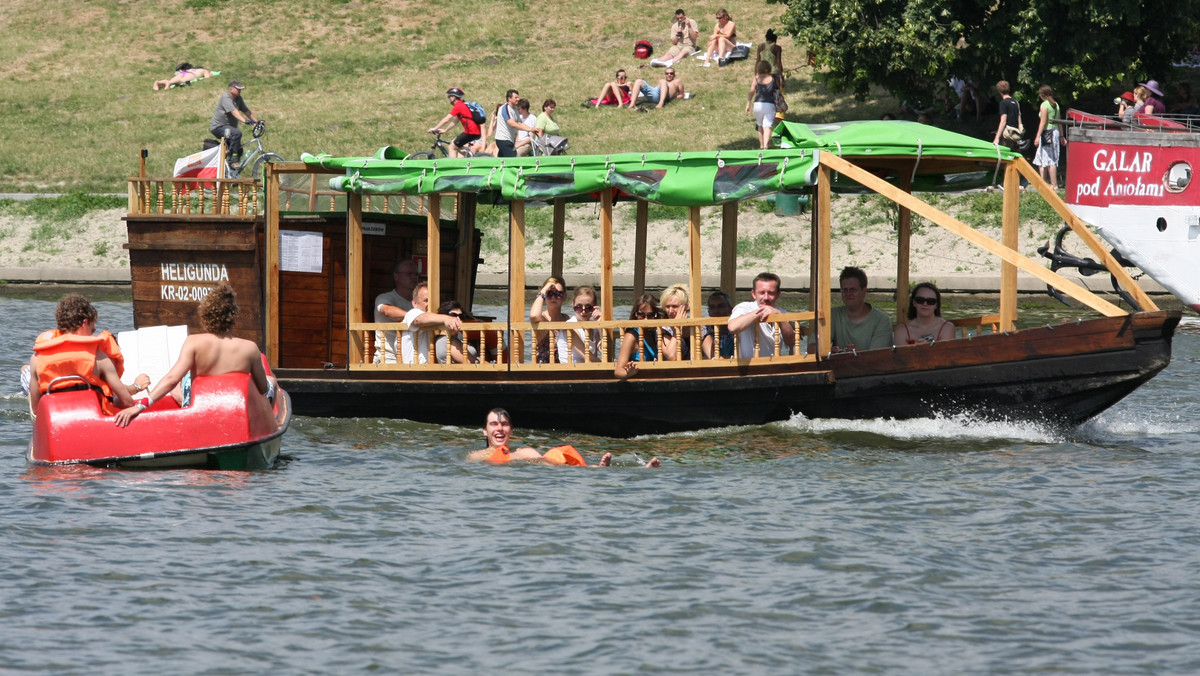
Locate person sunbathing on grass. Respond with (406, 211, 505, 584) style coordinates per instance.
(626, 69, 686, 110)
(467, 408, 661, 467)
(153, 63, 214, 91)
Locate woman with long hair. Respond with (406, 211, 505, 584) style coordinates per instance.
(614, 294, 661, 379)
(893, 283, 956, 346)
(1033, 84, 1065, 190)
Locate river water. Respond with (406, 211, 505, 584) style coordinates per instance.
(2, 294, 1199, 673)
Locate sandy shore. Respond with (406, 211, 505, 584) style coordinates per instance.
(0, 201, 1168, 296)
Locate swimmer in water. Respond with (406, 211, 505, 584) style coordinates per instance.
(467, 408, 661, 467)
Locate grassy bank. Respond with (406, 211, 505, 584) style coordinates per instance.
(0, 0, 996, 192)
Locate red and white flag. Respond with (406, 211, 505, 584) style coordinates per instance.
(173, 145, 222, 188)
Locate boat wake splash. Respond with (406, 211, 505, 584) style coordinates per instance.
(782, 410, 1063, 444)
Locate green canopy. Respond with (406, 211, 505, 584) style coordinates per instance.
(302, 121, 1019, 205)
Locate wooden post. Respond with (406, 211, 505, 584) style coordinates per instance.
(347, 191, 365, 365)
(456, 193, 477, 313)
(814, 164, 833, 358)
(895, 174, 912, 322)
(509, 200, 527, 363)
(688, 206, 702, 319)
(601, 190, 615, 322)
(1000, 162, 1020, 331)
(633, 199, 648, 302)
(264, 163, 281, 366)
(427, 194, 442, 305)
(551, 198, 566, 279)
(721, 202, 738, 299)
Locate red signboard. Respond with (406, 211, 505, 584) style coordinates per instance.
(1067, 140, 1194, 207)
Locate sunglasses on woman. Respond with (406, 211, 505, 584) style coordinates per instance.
(635, 311, 656, 319)
(574, 304, 595, 313)
(912, 296, 938, 306)
(448, 311, 464, 317)
(544, 290, 565, 299)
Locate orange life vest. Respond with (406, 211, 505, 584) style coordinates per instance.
(543, 445, 587, 466)
(33, 332, 116, 415)
(487, 444, 588, 465)
(34, 329, 125, 377)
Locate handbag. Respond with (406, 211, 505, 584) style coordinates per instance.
(1041, 128, 1055, 145)
(774, 88, 788, 114)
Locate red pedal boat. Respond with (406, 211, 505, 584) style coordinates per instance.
(28, 372, 290, 470)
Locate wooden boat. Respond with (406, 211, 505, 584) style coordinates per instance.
(27, 325, 291, 470)
(1062, 109, 1200, 310)
(123, 121, 1178, 437)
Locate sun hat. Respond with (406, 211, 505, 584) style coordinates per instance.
(1139, 80, 1163, 97)
(1119, 91, 1135, 103)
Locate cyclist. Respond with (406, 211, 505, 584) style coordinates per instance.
(428, 87, 483, 158)
(209, 81, 261, 169)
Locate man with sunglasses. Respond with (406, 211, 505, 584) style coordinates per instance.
(627, 69, 686, 110)
(828, 266, 893, 353)
(651, 8, 699, 68)
(727, 272, 796, 358)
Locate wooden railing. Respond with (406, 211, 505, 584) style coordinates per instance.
(347, 312, 817, 371)
(128, 177, 259, 216)
(951, 313, 1004, 337)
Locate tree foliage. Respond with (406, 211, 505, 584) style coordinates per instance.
(775, 0, 1200, 104)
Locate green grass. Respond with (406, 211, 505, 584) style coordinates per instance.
(0, 193, 125, 222)
(0, 0, 917, 193)
(737, 231, 785, 262)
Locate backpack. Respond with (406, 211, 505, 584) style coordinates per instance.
(465, 101, 487, 125)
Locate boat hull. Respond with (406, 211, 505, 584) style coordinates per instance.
(28, 374, 291, 471)
(278, 312, 1178, 437)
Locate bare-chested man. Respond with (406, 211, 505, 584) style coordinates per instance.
(468, 408, 661, 467)
(627, 68, 686, 110)
(114, 283, 272, 427)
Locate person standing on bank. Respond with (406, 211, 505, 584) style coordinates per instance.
(1033, 84, 1065, 191)
(746, 61, 778, 149)
(754, 29, 784, 91)
(492, 89, 541, 158)
(209, 81, 260, 169)
(992, 80, 1022, 149)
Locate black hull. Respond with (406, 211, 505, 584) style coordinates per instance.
(278, 313, 1178, 437)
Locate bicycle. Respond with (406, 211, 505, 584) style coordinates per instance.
(226, 120, 285, 179)
(409, 131, 492, 160)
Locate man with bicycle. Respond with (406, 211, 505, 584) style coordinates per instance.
(210, 81, 260, 169)
(429, 87, 483, 158)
